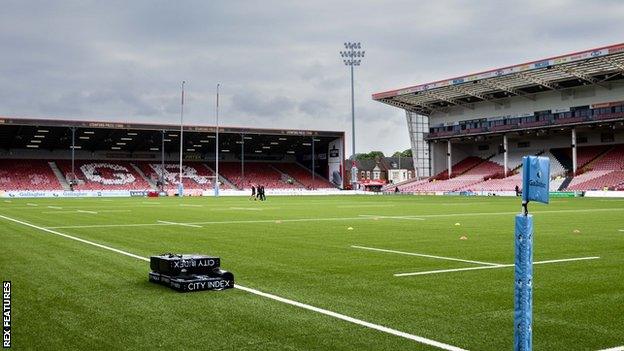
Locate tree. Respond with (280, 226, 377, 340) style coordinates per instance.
(353, 151, 385, 160)
(392, 148, 412, 158)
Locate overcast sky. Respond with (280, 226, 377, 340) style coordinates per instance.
(1, 1, 624, 155)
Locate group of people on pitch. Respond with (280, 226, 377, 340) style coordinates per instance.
(250, 185, 266, 201)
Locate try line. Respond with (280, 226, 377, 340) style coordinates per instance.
(39, 207, 624, 229)
(351, 245, 600, 277)
(394, 256, 600, 277)
(0, 214, 467, 351)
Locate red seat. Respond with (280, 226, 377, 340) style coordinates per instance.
(0, 159, 62, 191)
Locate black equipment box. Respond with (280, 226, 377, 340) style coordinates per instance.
(150, 253, 220, 276)
(148, 253, 234, 293)
(149, 272, 234, 292)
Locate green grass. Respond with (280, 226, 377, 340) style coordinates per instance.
(1, 195, 623, 350)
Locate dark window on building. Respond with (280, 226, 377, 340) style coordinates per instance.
(517, 141, 530, 148)
(478, 144, 490, 151)
(601, 133, 615, 143)
(577, 136, 588, 144)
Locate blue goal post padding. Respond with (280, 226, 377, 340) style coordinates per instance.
(521, 156, 550, 204)
(514, 214, 533, 351)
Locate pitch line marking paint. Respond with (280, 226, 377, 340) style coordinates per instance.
(597, 346, 624, 351)
(41, 207, 624, 230)
(0, 214, 148, 262)
(227, 207, 263, 211)
(233, 285, 467, 351)
(42, 209, 131, 214)
(0, 214, 467, 351)
(359, 215, 425, 220)
(351, 245, 502, 266)
(45, 216, 374, 229)
(337, 204, 397, 208)
(156, 220, 202, 228)
(395, 265, 507, 277)
(179, 204, 203, 207)
(394, 256, 601, 277)
(26, 203, 38, 207)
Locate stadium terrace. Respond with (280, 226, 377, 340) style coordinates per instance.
(373, 43, 624, 194)
(0, 117, 345, 197)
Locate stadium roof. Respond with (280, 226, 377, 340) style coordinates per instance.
(0, 116, 343, 154)
(372, 43, 624, 116)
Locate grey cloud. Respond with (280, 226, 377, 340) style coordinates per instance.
(231, 92, 297, 118)
(299, 99, 331, 116)
(1, 0, 623, 154)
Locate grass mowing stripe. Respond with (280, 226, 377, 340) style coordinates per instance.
(394, 257, 601, 277)
(41, 207, 624, 230)
(0, 213, 468, 351)
(234, 285, 468, 351)
(359, 215, 425, 220)
(0, 214, 146, 261)
(351, 245, 502, 266)
(44, 216, 374, 229)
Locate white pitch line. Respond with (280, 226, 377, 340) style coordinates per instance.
(26, 203, 38, 207)
(47, 206, 63, 209)
(351, 245, 502, 266)
(394, 256, 601, 277)
(179, 204, 203, 207)
(337, 204, 396, 208)
(42, 209, 131, 214)
(395, 265, 508, 277)
(157, 220, 202, 228)
(531, 256, 601, 265)
(0, 214, 467, 351)
(3, 200, 12, 203)
(597, 346, 624, 351)
(227, 207, 262, 211)
(0, 214, 147, 262)
(35, 207, 624, 229)
(44, 216, 375, 229)
(359, 215, 425, 220)
(233, 285, 467, 351)
(618, 229, 624, 232)
(413, 207, 624, 218)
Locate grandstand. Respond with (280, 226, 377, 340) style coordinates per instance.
(374, 43, 624, 193)
(0, 117, 344, 195)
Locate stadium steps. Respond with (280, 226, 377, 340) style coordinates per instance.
(49, 161, 72, 191)
(549, 148, 572, 172)
(558, 176, 573, 191)
(581, 145, 615, 171)
(455, 154, 495, 178)
(294, 161, 338, 188)
(203, 164, 239, 190)
(269, 164, 306, 188)
(130, 163, 158, 190)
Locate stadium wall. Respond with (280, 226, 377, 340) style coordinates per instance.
(429, 81, 624, 125)
(430, 130, 624, 176)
